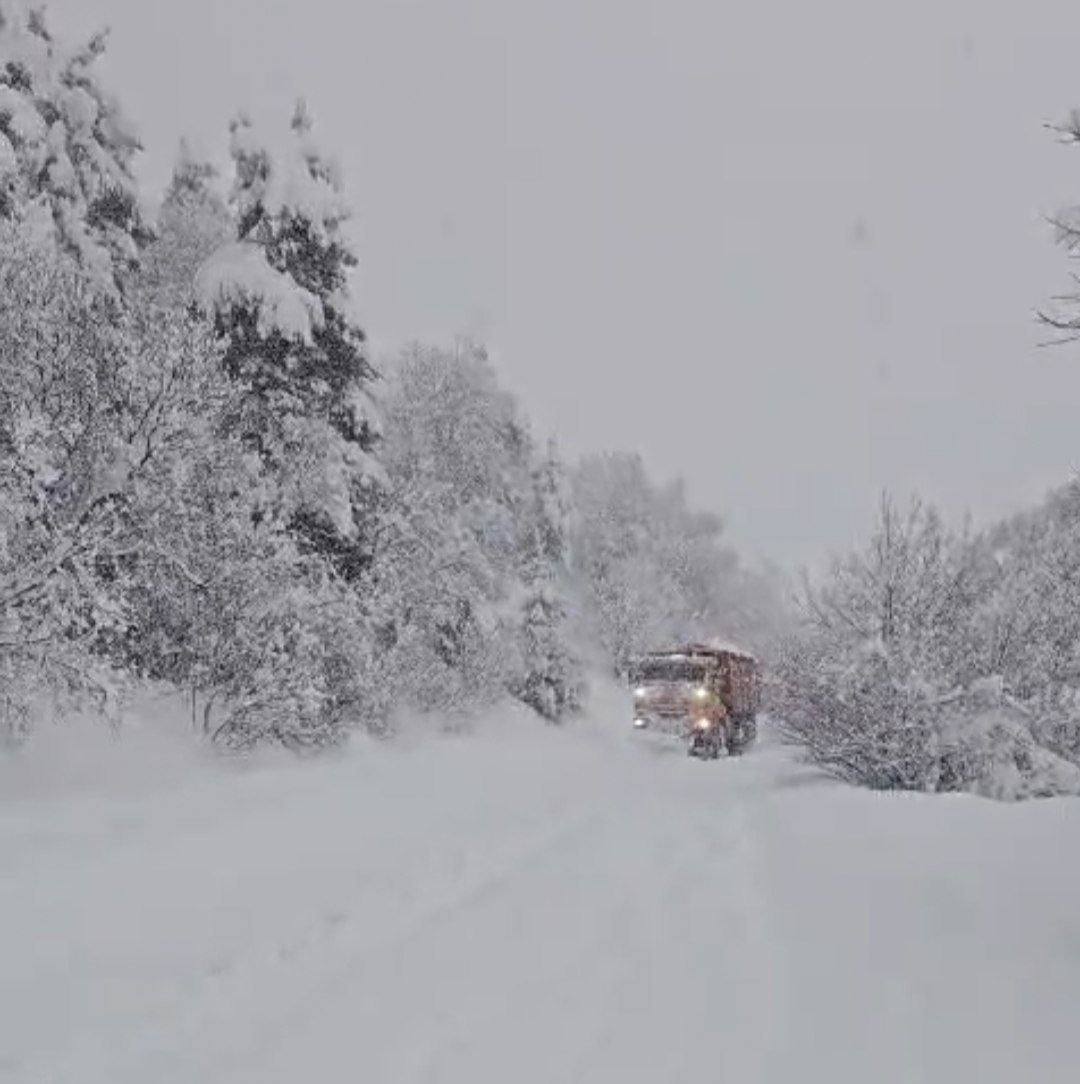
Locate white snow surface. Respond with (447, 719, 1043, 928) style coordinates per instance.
(2, 683, 1079, 1083)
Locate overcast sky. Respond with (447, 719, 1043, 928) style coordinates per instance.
(49, 0, 1080, 567)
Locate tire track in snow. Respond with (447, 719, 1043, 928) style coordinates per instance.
(26, 791, 615, 1084)
(241, 748, 786, 1083)
(16, 725, 790, 1084)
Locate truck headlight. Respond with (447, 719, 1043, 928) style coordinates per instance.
(693, 687, 709, 700)
(634, 687, 646, 699)
(695, 717, 712, 730)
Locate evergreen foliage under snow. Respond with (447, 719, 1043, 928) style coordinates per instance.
(0, 1, 149, 287)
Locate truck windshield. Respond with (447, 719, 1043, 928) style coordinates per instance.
(637, 660, 707, 684)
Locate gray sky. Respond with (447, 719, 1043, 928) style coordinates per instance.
(51, 0, 1080, 567)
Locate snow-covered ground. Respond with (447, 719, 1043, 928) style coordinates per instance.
(3, 685, 1079, 1083)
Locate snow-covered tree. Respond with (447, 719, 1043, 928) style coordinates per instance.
(1040, 110, 1080, 341)
(569, 452, 774, 673)
(0, 219, 218, 742)
(371, 341, 582, 721)
(509, 445, 584, 721)
(0, 2, 149, 287)
(0, 204, 377, 751)
(570, 453, 669, 671)
(105, 312, 381, 751)
(142, 102, 391, 746)
(372, 341, 525, 713)
(198, 104, 380, 580)
(968, 480, 1080, 765)
(140, 139, 231, 309)
(774, 495, 1080, 799)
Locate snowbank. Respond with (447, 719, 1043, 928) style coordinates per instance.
(0, 690, 218, 803)
(757, 741, 1080, 1082)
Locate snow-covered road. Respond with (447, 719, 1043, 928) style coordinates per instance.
(3, 692, 1079, 1083)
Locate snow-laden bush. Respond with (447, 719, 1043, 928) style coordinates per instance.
(775, 496, 1080, 799)
(936, 684, 1080, 801)
(118, 421, 386, 750)
(197, 567, 382, 750)
(776, 643, 1080, 798)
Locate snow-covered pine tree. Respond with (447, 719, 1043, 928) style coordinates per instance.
(176, 103, 386, 748)
(0, 1, 149, 287)
(510, 443, 583, 721)
(198, 104, 380, 580)
(140, 139, 231, 309)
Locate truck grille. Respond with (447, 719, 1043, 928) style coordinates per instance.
(639, 686, 690, 720)
(651, 703, 688, 719)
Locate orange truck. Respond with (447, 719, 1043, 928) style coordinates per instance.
(629, 642, 761, 758)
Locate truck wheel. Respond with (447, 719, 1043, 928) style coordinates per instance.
(728, 720, 754, 755)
